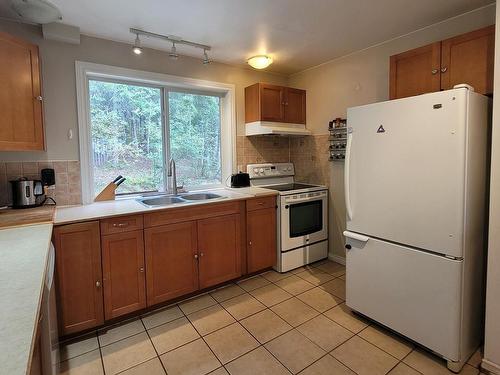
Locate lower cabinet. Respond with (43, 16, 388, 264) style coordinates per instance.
(53, 222, 104, 335)
(198, 214, 242, 289)
(101, 230, 146, 319)
(144, 221, 199, 306)
(247, 206, 277, 273)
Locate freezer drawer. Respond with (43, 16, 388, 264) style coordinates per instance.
(344, 231, 463, 361)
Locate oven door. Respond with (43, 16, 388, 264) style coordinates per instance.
(281, 190, 328, 251)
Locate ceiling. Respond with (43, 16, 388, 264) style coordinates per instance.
(0, 0, 494, 74)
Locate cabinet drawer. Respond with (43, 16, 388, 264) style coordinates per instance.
(144, 201, 243, 228)
(100, 215, 144, 235)
(246, 196, 276, 211)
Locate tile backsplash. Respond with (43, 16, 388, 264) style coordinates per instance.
(0, 161, 82, 207)
(236, 135, 290, 171)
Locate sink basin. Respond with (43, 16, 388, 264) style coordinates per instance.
(181, 193, 222, 200)
(138, 196, 185, 207)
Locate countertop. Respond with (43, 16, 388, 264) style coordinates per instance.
(55, 186, 277, 225)
(0, 223, 53, 375)
(0, 205, 55, 229)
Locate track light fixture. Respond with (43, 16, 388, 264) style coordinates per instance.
(130, 28, 211, 65)
(132, 34, 142, 55)
(202, 49, 211, 65)
(169, 42, 179, 60)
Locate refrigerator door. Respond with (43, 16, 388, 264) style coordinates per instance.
(345, 88, 468, 258)
(345, 231, 462, 361)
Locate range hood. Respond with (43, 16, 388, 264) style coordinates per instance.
(245, 121, 311, 136)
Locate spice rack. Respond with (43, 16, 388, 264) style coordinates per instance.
(329, 118, 347, 161)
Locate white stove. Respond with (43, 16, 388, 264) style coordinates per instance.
(247, 163, 329, 272)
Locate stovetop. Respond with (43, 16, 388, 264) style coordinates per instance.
(263, 183, 321, 192)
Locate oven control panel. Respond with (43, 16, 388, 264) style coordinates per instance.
(247, 163, 295, 179)
(282, 190, 328, 204)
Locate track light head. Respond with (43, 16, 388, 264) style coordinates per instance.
(132, 34, 142, 55)
(169, 42, 179, 60)
(202, 49, 211, 65)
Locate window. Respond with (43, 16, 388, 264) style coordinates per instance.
(77, 62, 235, 203)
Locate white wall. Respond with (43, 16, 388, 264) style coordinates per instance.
(288, 4, 495, 259)
(0, 20, 288, 162)
(483, 5, 500, 375)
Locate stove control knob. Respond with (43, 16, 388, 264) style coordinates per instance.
(259, 168, 264, 174)
(253, 168, 259, 174)
(287, 167, 292, 171)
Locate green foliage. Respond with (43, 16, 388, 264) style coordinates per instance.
(89, 80, 221, 195)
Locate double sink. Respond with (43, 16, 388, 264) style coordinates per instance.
(137, 192, 224, 207)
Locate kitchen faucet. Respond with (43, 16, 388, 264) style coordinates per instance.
(167, 158, 181, 195)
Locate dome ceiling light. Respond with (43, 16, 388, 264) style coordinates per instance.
(11, 0, 62, 24)
(247, 55, 273, 69)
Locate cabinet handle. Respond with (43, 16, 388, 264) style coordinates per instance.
(139, 267, 144, 273)
(96, 281, 101, 288)
(249, 241, 252, 246)
(200, 252, 204, 257)
(440, 67, 448, 73)
(35, 96, 43, 101)
(112, 223, 129, 228)
(431, 69, 438, 75)
(194, 254, 198, 259)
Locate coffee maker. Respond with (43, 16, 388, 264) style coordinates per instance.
(10, 178, 45, 208)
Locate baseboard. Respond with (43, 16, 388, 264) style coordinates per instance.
(482, 359, 500, 375)
(328, 254, 346, 265)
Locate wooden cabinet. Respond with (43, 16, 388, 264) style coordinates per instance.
(101, 230, 146, 319)
(390, 25, 495, 99)
(245, 83, 306, 124)
(247, 197, 277, 273)
(53, 222, 104, 335)
(198, 214, 242, 289)
(144, 221, 199, 306)
(0, 32, 44, 151)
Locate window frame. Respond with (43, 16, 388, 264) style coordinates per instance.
(76, 61, 236, 204)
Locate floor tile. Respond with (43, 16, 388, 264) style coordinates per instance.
(315, 261, 346, 277)
(59, 349, 104, 375)
(261, 270, 295, 283)
(160, 338, 221, 375)
(388, 362, 421, 375)
(265, 330, 326, 374)
(225, 347, 291, 375)
(298, 354, 355, 375)
(98, 319, 145, 347)
(240, 309, 292, 344)
(101, 332, 157, 374)
(148, 316, 200, 354)
(358, 325, 413, 360)
(467, 348, 482, 368)
(297, 287, 342, 312)
(221, 293, 266, 320)
(60, 332, 99, 361)
(320, 278, 346, 299)
(188, 304, 236, 335)
(275, 275, 315, 295)
(290, 265, 316, 275)
(296, 315, 354, 352)
(120, 357, 166, 375)
(204, 323, 259, 364)
(339, 274, 346, 281)
(142, 305, 184, 330)
(237, 275, 271, 291)
(271, 298, 319, 327)
(331, 336, 398, 375)
(323, 303, 369, 333)
(403, 348, 479, 375)
(295, 268, 335, 286)
(211, 284, 246, 302)
(179, 294, 218, 315)
(250, 284, 292, 307)
(209, 368, 230, 375)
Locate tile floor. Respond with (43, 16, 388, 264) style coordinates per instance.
(58, 260, 484, 375)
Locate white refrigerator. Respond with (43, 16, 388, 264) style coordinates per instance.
(343, 86, 490, 372)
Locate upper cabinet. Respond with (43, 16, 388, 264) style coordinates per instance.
(0, 32, 45, 151)
(245, 83, 306, 124)
(390, 25, 495, 100)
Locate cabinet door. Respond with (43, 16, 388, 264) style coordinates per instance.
(260, 84, 284, 121)
(102, 230, 146, 319)
(0, 32, 44, 151)
(144, 221, 199, 306)
(389, 42, 441, 99)
(284, 88, 306, 124)
(441, 25, 495, 95)
(247, 207, 277, 273)
(53, 222, 104, 335)
(198, 214, 242, 289)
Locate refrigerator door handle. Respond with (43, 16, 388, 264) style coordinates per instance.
(343, 231, 370, 242)
(345, 129, 353, 220)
